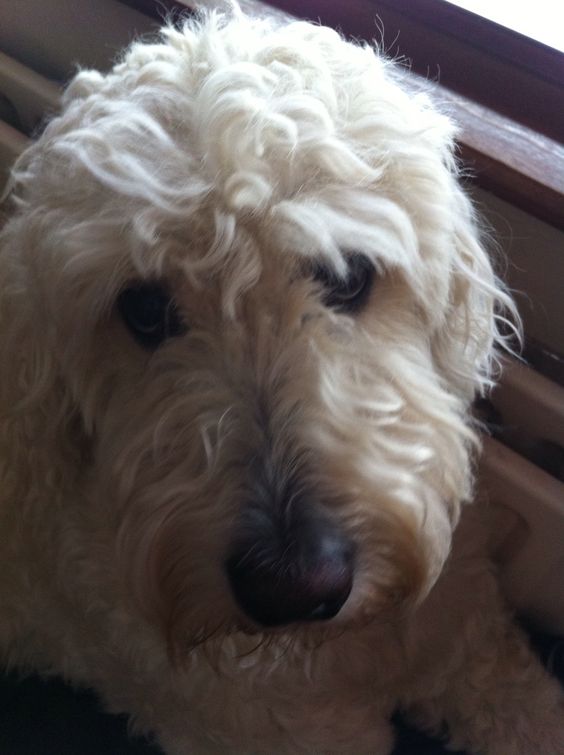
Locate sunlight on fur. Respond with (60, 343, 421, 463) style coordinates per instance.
(0, 6, 561, 754)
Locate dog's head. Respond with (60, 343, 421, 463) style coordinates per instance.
(0, 10, 515, 654)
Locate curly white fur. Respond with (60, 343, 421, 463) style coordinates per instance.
(0, 8, 562, 754)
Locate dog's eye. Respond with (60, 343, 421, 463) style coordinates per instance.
(117, 283, 186, 349)
(312, 254, 374, 313)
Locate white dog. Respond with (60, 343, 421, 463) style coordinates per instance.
(0, 8, 562, 754)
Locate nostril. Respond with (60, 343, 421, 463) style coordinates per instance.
(297, 550, 354, 622)
(305, 599, 344, 622)
(226, 519, 355, 627)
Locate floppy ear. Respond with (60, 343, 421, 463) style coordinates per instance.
(0, 216, 85, 509)
(430, 187, 519, 402)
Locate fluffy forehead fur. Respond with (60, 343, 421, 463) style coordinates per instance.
(1, 10, 513, 656)
(10, 10, 499, 350)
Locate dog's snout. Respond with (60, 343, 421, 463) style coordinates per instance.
(226, 507, 354, 627)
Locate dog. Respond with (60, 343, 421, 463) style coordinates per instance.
(0, 7, 562, 754)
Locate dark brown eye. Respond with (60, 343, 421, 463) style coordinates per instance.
(117, 282, 186, 349)
(312, 253, 374, 313)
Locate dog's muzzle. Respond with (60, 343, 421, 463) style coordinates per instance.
(225, 501, 355, 628)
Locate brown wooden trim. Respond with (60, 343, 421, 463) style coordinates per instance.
(117, 0, 188, 20)
(374, 0, 563, 87)
(429, 83, 564, 230)
(525, 340, 564, 389)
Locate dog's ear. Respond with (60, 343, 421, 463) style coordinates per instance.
(430, 187, 519, 402)
(0, 219, 86, 505)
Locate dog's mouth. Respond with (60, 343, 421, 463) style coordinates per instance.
(172, 595, 384, 664)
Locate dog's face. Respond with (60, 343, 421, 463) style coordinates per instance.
(1, 13, 507, 653)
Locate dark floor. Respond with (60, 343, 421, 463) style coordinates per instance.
(1, 631, 562, 755)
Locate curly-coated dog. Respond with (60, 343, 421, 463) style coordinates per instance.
(0, 8, 562, 754)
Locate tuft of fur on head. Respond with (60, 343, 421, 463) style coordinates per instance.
(0, 8, 518, 660)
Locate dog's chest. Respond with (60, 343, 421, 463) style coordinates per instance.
(176, 630, 400, 753)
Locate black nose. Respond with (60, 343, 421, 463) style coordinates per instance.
(226, 507, 354, 627)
